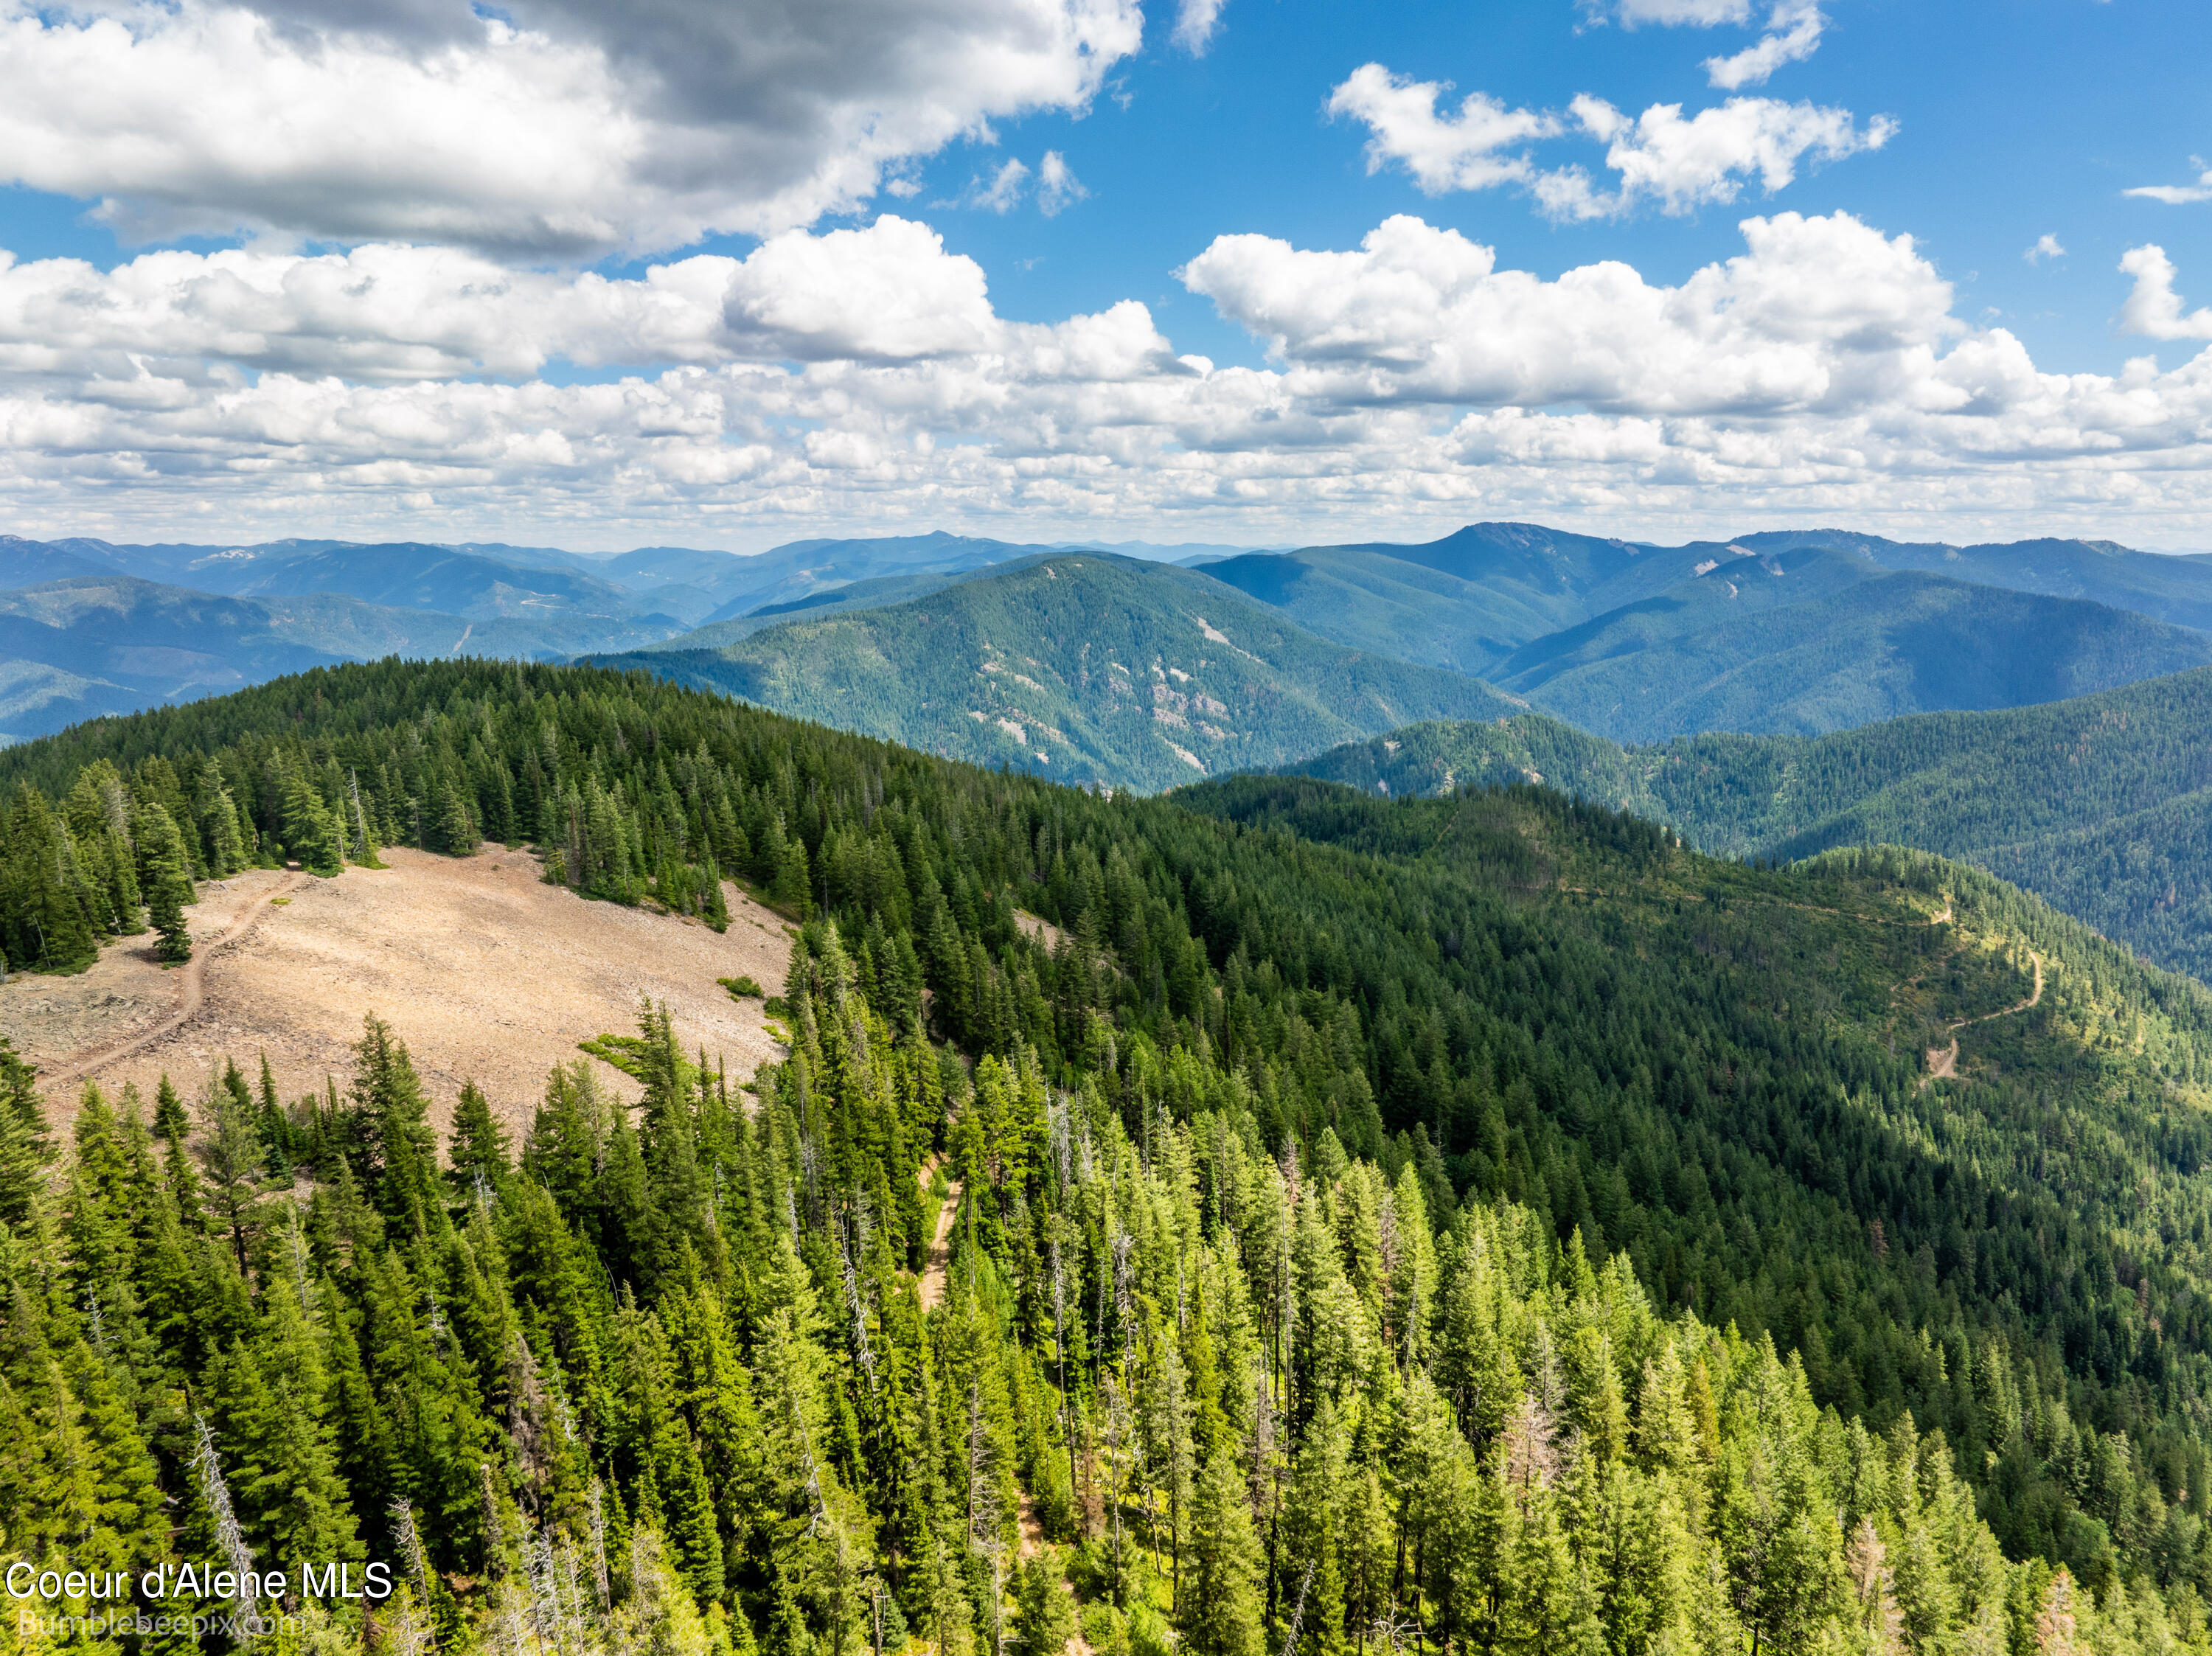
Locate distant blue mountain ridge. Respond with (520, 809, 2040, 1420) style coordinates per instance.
(4, 523, 2210, 759)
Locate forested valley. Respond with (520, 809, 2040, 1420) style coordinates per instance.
(1288, 672, 2212, 986)
(8, 659, 2212, 1653)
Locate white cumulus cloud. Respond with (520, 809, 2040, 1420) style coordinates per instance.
(1172, 0, 1228, 55)
(1180, 210, 1958, 412)
(0, 217, 1002, 383)
(1328, 66, 1888, 220)
(2025, 234, 2065, 264)
(1601, 0, 1753, 24)
(5, 212, 2212, 548)
(1326, 66, 1559, 193)
(1704, 0, 1825, 88)
(0, 0, 1143, 259)
(2120, 245, 2212, 340)
(1584, 0, 1828, 88)
(1543, 95, 1891, 220)
(1037, 153, 1089, 216)
(962, 160, 1035, 215)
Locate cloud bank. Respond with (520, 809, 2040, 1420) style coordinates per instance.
(7, 209, 2212, 545)
(0, 0, 2202, 546)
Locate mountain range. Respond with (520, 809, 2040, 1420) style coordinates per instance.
(1200, 525, 2212, 740)
(597, 552, 1523, 793)
(0, 529, 1232, 741)
(12, 521, 2212, 754)
(8, 518, 2212, 990)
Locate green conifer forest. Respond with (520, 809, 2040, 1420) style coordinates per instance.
(6, 659, 2212, 1652)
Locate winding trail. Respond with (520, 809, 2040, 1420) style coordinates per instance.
(1921, 950, 2043, 1091)
(917, 1158, 964, 1312)
(36, 871, 306, 1095)
(1958, 950, 2044, 1028)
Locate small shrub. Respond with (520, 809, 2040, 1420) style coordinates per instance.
(1079, 1604, 1127, 1656)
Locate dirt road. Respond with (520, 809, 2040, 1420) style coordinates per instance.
(917, 1158, 963, 1312)
(33, 869, 306, 1095)
(1921, 950, 2043, 1090)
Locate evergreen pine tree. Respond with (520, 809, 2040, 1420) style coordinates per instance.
(6, 783, 102, 970)
(152, 1073, 192, 1144)
(350, 1015, 440, 1229)
(136, 800, 195, 964)
(436, 783, 477, 856)
(0, 1036, 55, 1231)
(212, 1278, 361, 1563)
(703, 858, 731, 932)
(279, 765, 344, 876)
(254, 1051, 293, 1177)
(1179, 1449, 1265, 1656)
(202, 1070, 270, 1271)
(447, 1079, 512, 1202)
(201, 784, 248, 876)
(1015, 1553, 1076, 1656)
(102, 826, 145, 934)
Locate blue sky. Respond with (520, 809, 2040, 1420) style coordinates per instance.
(898, 0, 2212, 377)
(0, 0, 2208, 549)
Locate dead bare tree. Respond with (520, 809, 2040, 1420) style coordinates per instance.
(1050, 1225, 1079, 1535)
(966, 1382, 1007, 1656)
(191, 1415, 256, 1625)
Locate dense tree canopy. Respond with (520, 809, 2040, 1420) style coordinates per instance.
(4, 658, 2212, 1654)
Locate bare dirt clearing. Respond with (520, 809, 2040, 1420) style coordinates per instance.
(4, 847, 791, 1130)
(1013, 910, 1068, 952)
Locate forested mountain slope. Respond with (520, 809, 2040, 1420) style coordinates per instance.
(0, 574, 684, 744)
(1290, 664, 2212, 982)
(1198, 544, 1567, 676)
(1736, 528, 2212, 633)
(1200, 523, 1649, 675)
(1203, 521, 2212, 672)
(672, 531, 1034, 626)
(196, 541, 690, 631)
(0, 533, 709, 738)
(1491, 556, 2212, 742)
(5, 661, 2212, 1650)
(1203, 531, 2212, 742)
(661, 569, 973, 649)
(602, 554, 1523, 792)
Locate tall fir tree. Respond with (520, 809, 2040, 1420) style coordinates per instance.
(135, 800, 195, 964)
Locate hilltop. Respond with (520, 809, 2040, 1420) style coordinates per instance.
(6, 659, 2212, 1641)
(2, 848, 789, 1121)
(1288, 662, 2212, 981)
(6, 658, 2212, 1646)
(598, 552, 1522, 792)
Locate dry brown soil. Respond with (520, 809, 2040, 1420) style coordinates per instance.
(3, 847, 791, 1132)
(1012, 910, 1068, 953)
(917, 1155, 963, 1312)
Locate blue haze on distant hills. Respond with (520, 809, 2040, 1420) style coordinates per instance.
(5, 521, 2212, 764)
